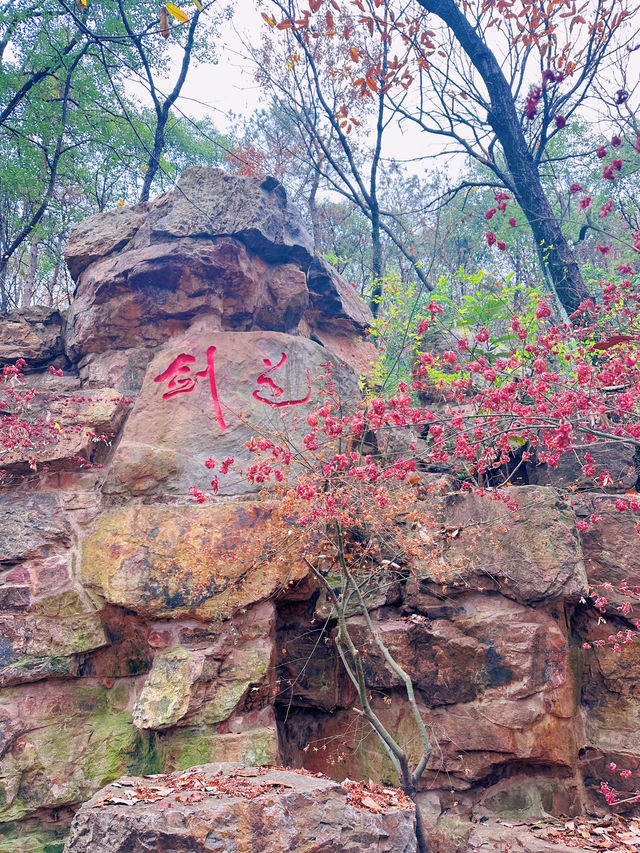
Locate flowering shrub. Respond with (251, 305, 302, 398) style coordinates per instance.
(191, 276, 640, 815)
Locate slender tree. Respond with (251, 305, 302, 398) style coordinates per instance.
(271, 0, 637, 314)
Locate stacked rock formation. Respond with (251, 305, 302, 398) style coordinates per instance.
(0, 168, 638, 853)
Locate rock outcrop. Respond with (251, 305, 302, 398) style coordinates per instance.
(63, 764, 417, 853)
(0, 168, 638, 852)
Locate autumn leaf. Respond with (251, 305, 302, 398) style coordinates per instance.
(165, 2, 188, 22)
(159, 5, 170, 37)
(190, 0, 203, 10)
(261, 11, 276, 27)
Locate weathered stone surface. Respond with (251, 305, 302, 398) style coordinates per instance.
(65, 238, 309, 358)
(276, 598, 357, 712)
(0, 606, 106, 686)
(281, 591, 577, 789)
(154, 707, 279, 771)
(415, 486, 587, 603)
(306, 255, 372, 332)
(468, 774, 583, 820)
(0, 678, 152, 823)
(417, 808, 595, 853)
(0, 812, 74, 853)
(281, 674, 577, 793)
(151, 169, 313, 263)
(63, 764, 417, 853)
(573, 493, 640, 606)
(63, 170, 374, 364)
(343, 593, 570, 708)
(133, 609, 273, 729)
(81, 503, 309, 620)
(76, 607, 153, 680)
(0, 307, 64, 366)
(526, 442, 637, 491)
(0, 495, 69, 563)
(0, 387, 129, 471)
(102, 326, 359, 497)
(64, 205, 148, 280)
(306, 323, 377, 377)
(574, 612, 640, 811)
(77, 348, 155, 394)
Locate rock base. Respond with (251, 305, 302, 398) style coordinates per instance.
(63, 763, 417, 853)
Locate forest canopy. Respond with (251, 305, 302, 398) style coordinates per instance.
(1, 0, 639, 318)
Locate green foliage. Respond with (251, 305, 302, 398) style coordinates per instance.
(0, 0, 229, 309)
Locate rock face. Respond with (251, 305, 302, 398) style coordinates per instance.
(0, 169, 639, 852)
(63, 168, 372, 368)
(102, 326, 359, 497)
(0, 307, 64, 366)
(63, 764, 417, 853)
(82, 503, 308, 620)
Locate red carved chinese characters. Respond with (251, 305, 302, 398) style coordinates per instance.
(154, 346, 226, 432)
(252, 353, 311, 407)
(155, 346, 312, 424)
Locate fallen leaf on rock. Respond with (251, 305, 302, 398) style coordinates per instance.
(535, 814, 640, 850)
(360, 796, 382, 813)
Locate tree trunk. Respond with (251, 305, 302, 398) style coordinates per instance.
(417, 0, 589, 315)
(370, 207, 383, 317)
(22, 237, 38, 308)
(140, 124, 165, 203)
(308, 166, 322, 252)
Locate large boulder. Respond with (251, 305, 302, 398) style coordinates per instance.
(63, 170, 371, 362)
(281, 682, 577, 794)
(0, 387, 129, 473)
(0, 678, 150, 824)
(0, 307, 64, 367)
(345, 592, 571, 707)
(64, 171, 313, 282)
(64, 238, 310, 358)
(573, 493, 640, 606)
(526, 442, 637, 491)
(411, 486, 588, 604)
(102, 326, 359, 497)
(63, 764, 417, 853)
(132, 601, 275, 730)
(0, 494, 70, 563)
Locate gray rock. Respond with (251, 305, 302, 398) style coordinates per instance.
(0, 307, 64, 366)
(65, 204, 149, 281)
(0, 494, 70, 563)
(64, 763, 417, 853)
(306, 255, 372, 331)
(150, 169, 314, 266)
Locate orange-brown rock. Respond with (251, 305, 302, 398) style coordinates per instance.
(81, 502, 310, 620)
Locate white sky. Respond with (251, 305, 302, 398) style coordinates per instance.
(157, 0, 446, 177)
(138, 0, 637, 184)
(176, 0, 265, 129)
